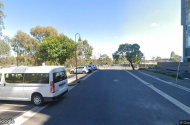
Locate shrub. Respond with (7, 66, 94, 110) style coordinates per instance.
(146, 69, 183, 79)
(66, 68, 72, 73)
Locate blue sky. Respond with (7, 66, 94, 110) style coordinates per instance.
(2, 0, 182, 60)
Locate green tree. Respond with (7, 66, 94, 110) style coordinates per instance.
(11, 31, 39, 65)
(99, 54, 112, 65)
(0, 40, 10, 57)
(113, 52, 126, 64)
(77, 40, 93, 64)
(30, 26, 58, 42)
(170, 51, 175, 59)
(112, 51, 120, 63)
(113, 43, 143, 70)
(173, 55, 180, 62)
(169, 51, 180, 62)
(155, 56, 162, 62)
(36, 35, 76, 65)
(0, 2, 5, 35)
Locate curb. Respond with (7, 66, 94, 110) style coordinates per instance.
(67, 70, 99, 86)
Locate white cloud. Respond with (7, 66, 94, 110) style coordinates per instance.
(150, 23, 159, 27)
(114, 36, 119, 39)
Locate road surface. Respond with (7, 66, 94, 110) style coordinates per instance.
(21, 69, 190, 125)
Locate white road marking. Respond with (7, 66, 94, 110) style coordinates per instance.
(139, 71, 190, 93)
(13, 105, 49, 125)
(126, 70, 190, 115)
(113, 80, 119, 82)
(12, 70, 99, 125)
(0, 110, 26, 113)
(0, 104, 28, 107)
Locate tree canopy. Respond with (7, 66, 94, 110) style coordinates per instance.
(30, 26, 58, 42)
(99, 54, 112, 65)
(0, 40, 10, 57)
(77, 40, 93, 62)
(0, 2, 5, 35)
(170, 51, 180, 62)
(11, 31, 39, 65)
(113, 43, 143, 70)
(36, 35, 76, 65)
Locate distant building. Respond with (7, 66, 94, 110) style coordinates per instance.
(181, 0, 190, 62)
(162, 58, 170, 62)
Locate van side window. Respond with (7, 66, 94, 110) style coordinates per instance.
(53, 71, 67, 83)
(5, 73, 23, 83)
(24, 73, 49, 84)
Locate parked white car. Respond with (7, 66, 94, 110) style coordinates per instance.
(91, 65, 97, 70)
(70, 66, 89, 74)
(0, 66, 68, 106)
(86, 65, 93, 72)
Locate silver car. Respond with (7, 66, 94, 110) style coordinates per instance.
(70, 66, 89, 74)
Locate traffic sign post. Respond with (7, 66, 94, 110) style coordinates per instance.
(176, 56, 182, 83)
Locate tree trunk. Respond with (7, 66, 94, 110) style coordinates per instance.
(130, 61, 135, 70)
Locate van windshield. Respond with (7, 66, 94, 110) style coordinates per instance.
(53, 71, 67, 83)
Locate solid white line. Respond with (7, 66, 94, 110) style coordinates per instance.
(126, 70, 190, 115)
(13, 105, 49, 125)
(0, 110, 26, 113)
(138, 71, 172, 84)
(139, 71, 190, 93)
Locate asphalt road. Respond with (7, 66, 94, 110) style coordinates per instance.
(0, 73, 87, 123)
(22, 70, 190, 125)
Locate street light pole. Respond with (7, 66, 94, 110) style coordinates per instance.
(75, 33, 81, 81)
(17, 46, 18, 67)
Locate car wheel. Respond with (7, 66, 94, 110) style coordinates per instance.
(70, 71, 74, 74)
(32, 94, 44, 106)
(82, 71, 86, 74)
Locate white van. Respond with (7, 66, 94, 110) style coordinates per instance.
(0, 66, 68, 106)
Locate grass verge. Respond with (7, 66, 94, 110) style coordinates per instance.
(146, 69, 183, 79)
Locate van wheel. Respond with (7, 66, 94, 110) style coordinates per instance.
(82, 71, 86, 74)
(32, 94, 44, 106)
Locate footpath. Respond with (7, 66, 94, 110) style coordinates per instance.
(139, 70, 190, 89)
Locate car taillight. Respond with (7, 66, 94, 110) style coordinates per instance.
(50, 81, 55, 93)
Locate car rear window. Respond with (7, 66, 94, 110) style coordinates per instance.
(5, 73, 23, 83)
(53, 71, 67, 83)
(24, 73, 49, 84)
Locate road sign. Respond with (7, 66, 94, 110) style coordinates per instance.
(178, 56, 182, 62)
